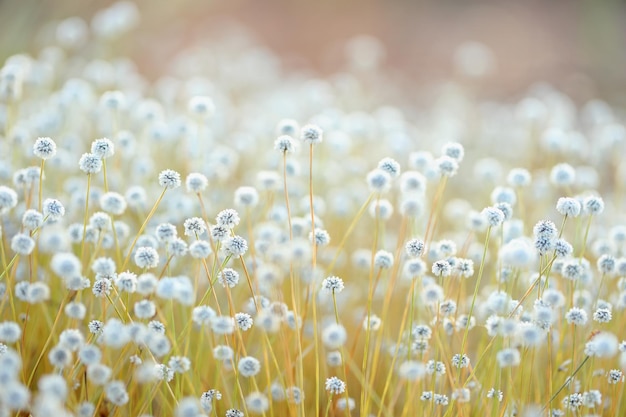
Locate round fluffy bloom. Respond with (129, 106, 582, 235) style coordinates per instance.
(223, 235, 248, 257)
(33, 137, 57, 159)
(155, 223, 177, 242)
(134, 246, 159, 269)
(216, 209, 240, 229)
(432, 260, 452, 277)
(22, 209, 43, 230)
(374, 250, 394, 269)
(43, 198, 65, 220)
(238, 356, 261, 377)
(322, 323, 347, 349)
(185, 172, 208, 193)
(234, 186, 259, 207)
(0, 321, 22, 343)
(398, 360, 426, 381)
(225, 409, 244, 417)
(325, 376, 346, 394)
(189, 240, 212, 258)
(565, 307, 588, 326)
(451, 353, 470, 368)
(91, 138, 114, 158)
(0, 186, 19, 214)
(553, 239, 573, 258)
(556, 197, 581, 217)
(100, 192, 127, 215)
(184, 217, 207, 236)
(11, 233, 35, 255)
(507, 168, 531, 187)
(246, 391, 270, 414)
(584, 332, 618, 357)
(597, 254, 616, 274)
(583, 195, 604, 215)
(435, 155, 459, 177)
(496, 348, 520, 367)
(550, 163, 575, 186)
(378, 157, 401, 178)
(211, 316, 235, 334)
(218, 268, 240, 288)
(593, 307, 612, 323)
(235, 312, 253, 331)
(188, 95, 215, 117)
(442, 142, 464, 162)
(105, 380, 129, 406)
(482, 206, 505, 227)
(274, 135, 295, 153)
(300, 124, 323, 145)
(48, 345, 72, 368)
(405, 238, 425, 258)
(134, 300, 156, 319)
(366, 168, 392, 193)
(158, 169, 181, 189)
(79, 153, 103, 174)
(322, 276, 344, 293)
(310, 228, 331, 246)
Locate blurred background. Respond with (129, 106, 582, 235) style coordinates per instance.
(1, 0, 625, 104)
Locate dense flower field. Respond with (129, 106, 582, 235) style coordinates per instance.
(1, 2, 625, 417)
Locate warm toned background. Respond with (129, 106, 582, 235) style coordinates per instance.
(1, 0, 625, 103)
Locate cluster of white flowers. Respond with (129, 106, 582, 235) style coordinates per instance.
(0, 2, 625, 416)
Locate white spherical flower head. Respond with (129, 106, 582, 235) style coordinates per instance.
(79, 153, 103, 174)
(155, 223, 177, 242)
(184, 217, 207, 236)
(325, 376, 346, 395)
(366, 168, 392, 193)
(91, 138, 115, 159)
(431, 259, 452, 277)
(22, 209, 43, 230)
(188, 96, 215, 118)
(185, 172, 208, 193)
(377, 157, 401, 178)
(223, 235, 248, 257)
(238, 356, 261, 377)
(0, 186, 19, 214)
(322, 276, 344, 293)
(556, 197, 581, 217)
(398, 360, 426, 381)
(300, 124, 323, 145)
(134, 246, 159, 269)
(11, 233, 36, 255)
(158, 169, 181, 189)
(435, 155, 459, 177)
(234, 186, 259, 207)
(374, 250, 394, 269)
(496, 348, 520, 367)
(405, 238, 425, 258)
(583, 195, 604, 216)
(506, 168, 531, 187)
(100, 192, 127, 215)
(33, 137, 57, 160)
(442, 142, 464, 162)
(275, 135, 295, 153)
(189, 240, 212, 259)
(218, 268, 240, 288)
(43, 198, 65, 220)
(550, 163, 576, 186)
(584, 332, 618, 358)
(482, 206, 505, 227)
(100, 90, 126, 110)
(276, 119, 300, 136)
(216, 208, 240, 229)
(309, 228, 331, 246)
(322, 323, 347, 349)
